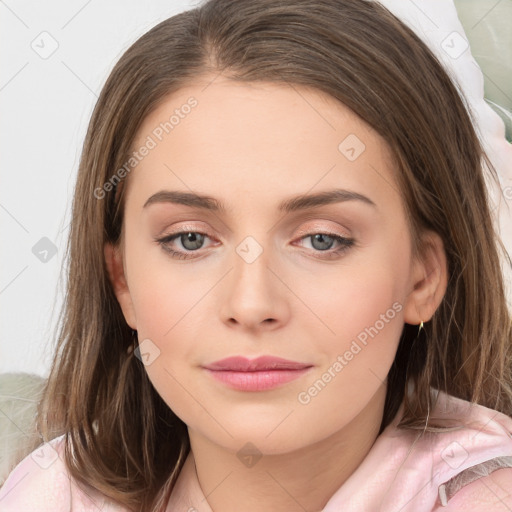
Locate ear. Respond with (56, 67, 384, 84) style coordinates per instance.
(104, 242, 137, 330)
(403, 231, 448, 325)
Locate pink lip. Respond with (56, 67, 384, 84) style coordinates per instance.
(204, 356, 311, 371)
(202, 356, 313, 391)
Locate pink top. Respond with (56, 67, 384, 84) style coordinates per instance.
(1, 389, 512, 511)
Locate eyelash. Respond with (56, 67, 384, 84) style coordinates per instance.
(154, 229, 355, 260)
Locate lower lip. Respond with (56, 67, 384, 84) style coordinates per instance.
(204, 368, 311, 391)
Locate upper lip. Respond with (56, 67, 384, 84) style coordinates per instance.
(203, 356, 312, 371)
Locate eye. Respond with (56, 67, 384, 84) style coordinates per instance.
(154, 230, 355, 260)
(295, 232, 355, 259)
(155, 231, 214, 259)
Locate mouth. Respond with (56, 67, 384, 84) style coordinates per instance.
(202, 356, 313, 391)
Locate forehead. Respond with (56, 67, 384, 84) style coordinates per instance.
(125, 77, 400, 213)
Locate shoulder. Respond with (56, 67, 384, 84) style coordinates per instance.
(432, 467, 512, 511)
(0, 435, 127, 512)
(0, 434, 72, 511)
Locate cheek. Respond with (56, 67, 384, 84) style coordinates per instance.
(130, 273, 212, 427)
(126, 251, 218, 415)
(295, 253, 405, 347)
(295, 253, 406, 401)
(290, 271, 405, 434)
(127, 242, 214, 340)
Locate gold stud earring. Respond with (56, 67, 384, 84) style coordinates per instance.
(418, 320, 424, 336)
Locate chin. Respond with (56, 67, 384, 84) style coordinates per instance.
(189, 409, 340, 457)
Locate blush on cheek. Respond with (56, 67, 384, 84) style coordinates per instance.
(331, 287, 401, 342)
(132, 275, 204, 331)
(329, 297, 403, 374)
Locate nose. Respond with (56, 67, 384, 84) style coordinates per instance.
(219, 240, 291, 332)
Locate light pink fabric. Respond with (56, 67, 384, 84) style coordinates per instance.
(321, 390, 512, 511)
(1, 390, 512, 511)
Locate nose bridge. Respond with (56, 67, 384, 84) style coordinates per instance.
(232, 233, 273, 299)
(220, 233, 288, 328)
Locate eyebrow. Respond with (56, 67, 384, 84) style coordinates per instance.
(143, 188, 377, 212)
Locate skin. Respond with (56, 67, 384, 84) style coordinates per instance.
(105, 75, 448, 512)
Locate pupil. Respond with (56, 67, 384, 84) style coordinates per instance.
(313, 234, 333, 251)
(183, 232, 203, 250)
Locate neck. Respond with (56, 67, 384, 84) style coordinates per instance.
(188, 383, 388, 512)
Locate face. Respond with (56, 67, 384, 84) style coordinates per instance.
(106, 76, 444, 454)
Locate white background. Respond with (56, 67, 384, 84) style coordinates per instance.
(1, 0, 198, 377)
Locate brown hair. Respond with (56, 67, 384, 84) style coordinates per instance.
(33, 0, 512, 510)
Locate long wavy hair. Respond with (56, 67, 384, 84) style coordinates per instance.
(31, 0, 512, 510)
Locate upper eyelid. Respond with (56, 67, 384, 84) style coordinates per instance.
(160, 226, 350, 239)
(159, 218, 351, 236)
